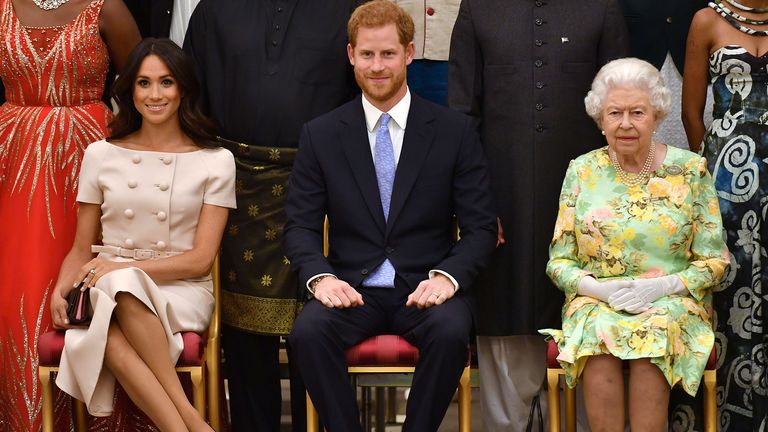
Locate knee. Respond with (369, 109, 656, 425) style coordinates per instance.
(104, 324, 131, 371)
(424, 318, 470, 354)
(288, 305, 336, 350)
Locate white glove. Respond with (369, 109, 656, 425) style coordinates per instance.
(608, 275, 687, 314)
(577, 276, 631, 303)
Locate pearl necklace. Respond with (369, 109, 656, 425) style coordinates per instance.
(32, 0, 72, 11)
(609, 142, 656, 187)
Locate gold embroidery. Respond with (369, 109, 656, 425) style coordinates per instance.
(228, 224, 239, 237)
(228, 271, 237, 282)
(282, 256, 290, 265)
(247, 204, 260, 217)
(265, 227, 277, 241)
(271, 184, 284, 196)
(235, 179, 244, 193)
(260, 274, 273, 286)
(268, 148, 281, 161)
(243, 249, 254, 262)
(221, 291, 301, 335)
(238, 143, 249, 153)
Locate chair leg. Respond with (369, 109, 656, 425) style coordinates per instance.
(458, 366, 471, 432)
(703, 370, 717, 432)
(564, 379, 576, 432)
(306, 392, 320, 432)
(207, 357, 221, 431)
(546, 369, 561, 432)
(38, 366, 55, 432)
(189, 367, 206, 416)
(73, 399, 88, 432)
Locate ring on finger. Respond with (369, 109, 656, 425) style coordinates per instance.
(429, 292, 439, 297)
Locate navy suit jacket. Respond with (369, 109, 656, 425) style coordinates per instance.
(283, 94, 497, 298)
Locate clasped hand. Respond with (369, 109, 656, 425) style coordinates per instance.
(313, 277, 365, 309)
(578, 275, 686, 314)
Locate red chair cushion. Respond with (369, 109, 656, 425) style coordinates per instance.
(38, 330, 206, 367)
(546, 339, 717, 370)
(346, 335, 420, 367)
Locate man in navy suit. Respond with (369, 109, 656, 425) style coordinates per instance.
(283, 1, 497, 430)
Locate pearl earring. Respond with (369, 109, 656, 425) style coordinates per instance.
(601, 130, 606, 135)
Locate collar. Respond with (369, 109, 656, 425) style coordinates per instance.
(362, 88, 411, 132)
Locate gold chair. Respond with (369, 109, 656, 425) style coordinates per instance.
(38, 256, 222, 431)
(545, 339, 717, 432)
(306, 218, 471, 432)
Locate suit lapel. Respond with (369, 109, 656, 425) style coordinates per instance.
(386, 97, 436, 237)
(339, 98, 387, 233)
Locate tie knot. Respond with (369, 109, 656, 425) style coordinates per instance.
(379, 113, 391, 129)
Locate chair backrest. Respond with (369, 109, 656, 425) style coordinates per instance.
(207, 254, 221, 354)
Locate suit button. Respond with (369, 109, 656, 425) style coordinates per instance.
(385, 247, 395, 254)
(361, 269, 369, 275)
(426, 7, 435, 15)
(124, 238, 134, 248)
(535, 103, 544, 111)
(535, 39, 543, 47)
(271, 40, 278, 47)
(535, 18, 543, 26)
(161, 156, 173, 165)
(157, 211, 167, 221)
(124, 209, 134, 219)
(535, 124, 544, 133)
(666, 16, 673, 24)
(156, 241, 167, 250)
(159, 182, 169, 191)
(132, 154, 141, 164)
(127, 179, 137, 188)
(536, 81, 545, 89)
(534, 60, 543, 67)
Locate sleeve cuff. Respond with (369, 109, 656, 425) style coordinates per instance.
(429, 270, 459, 292)
(307, 273, 336, 294)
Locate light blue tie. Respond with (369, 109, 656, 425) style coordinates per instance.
(365, 113, 396, 288)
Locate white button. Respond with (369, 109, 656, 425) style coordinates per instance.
(162, 156, 173, 165)
(124, 238, 134, 248)
(132, 154, 141, 164)
(156, 241, 167, 250)
(158, 182, 169, 191)
(124, 209, 134, 218)
(128, 180, 138, 188)
(157, 211, 167, 221)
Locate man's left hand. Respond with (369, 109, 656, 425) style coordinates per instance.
(406, 273, 456, 309)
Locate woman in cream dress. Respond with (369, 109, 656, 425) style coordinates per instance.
(49, 38, 235, 432)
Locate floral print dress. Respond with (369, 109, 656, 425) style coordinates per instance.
(540, 146, 730, 396)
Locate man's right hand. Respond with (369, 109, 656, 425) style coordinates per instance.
(314, 277, 364, 309)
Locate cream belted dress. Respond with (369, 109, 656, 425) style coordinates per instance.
(56, 140, 236, 416)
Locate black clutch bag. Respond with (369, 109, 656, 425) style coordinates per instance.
(65, 280, 92, 326)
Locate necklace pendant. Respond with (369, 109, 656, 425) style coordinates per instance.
(33, 0, 71, 10)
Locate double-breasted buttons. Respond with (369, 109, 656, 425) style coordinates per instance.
(158, 182, 169, 191)
(128, 179, 138, 188)
(132, 154, 141, 164)
(124, 209, 134, 219)
(161, 156, 173, 165)
(157, 211, 167, 221)
(156, 241, 167, 250)
(125, 238, 135, 248)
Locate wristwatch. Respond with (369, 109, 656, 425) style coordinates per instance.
(308, 274, 337, 295)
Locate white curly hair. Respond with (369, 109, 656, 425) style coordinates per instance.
(584, 57, 671, 127)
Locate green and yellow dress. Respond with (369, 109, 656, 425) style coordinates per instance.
(540, 145, 730, 396)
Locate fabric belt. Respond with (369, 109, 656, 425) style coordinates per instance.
(91, 245, 182, 260)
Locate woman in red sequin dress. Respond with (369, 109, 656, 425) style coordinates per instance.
(0, 0, 138, 430)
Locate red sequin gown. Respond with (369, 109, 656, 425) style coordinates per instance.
(0, 0, 116, 430)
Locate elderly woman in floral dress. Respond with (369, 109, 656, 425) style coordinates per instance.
(541, 57, 730, 431)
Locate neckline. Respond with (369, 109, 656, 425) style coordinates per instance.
(10, 0, 96, 29)
(103, 139, 206, 155)
(710, 44, 768, 59)
(601, 144, 673, 177)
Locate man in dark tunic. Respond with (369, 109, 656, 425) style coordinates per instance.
(184, 1, 360, 430)
(448, 0, 629, 429)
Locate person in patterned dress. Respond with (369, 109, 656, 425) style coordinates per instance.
(683, 2, 768, 429)
(541, 57, 730, 430)
(0, 0, 139, 430)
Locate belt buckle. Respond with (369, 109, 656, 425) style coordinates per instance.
(133, 249, 155, 260)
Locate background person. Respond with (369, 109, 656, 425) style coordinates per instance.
(50, 38, 235, 431)
(447, 0, 629, 428)
(0, 0, 139, 429)
(541, 57, 729, 431)
(682, 2, 768, 429)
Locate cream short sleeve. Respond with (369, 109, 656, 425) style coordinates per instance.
(76, 140, 109, 204)
(202, 148, 237, 209)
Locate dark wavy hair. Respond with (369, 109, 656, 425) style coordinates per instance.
(108, 38, 218, 148)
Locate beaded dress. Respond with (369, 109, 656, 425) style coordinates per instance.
(0, 0, 111, 430)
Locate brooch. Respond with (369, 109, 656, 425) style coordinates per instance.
(665, 164, 683, 176)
